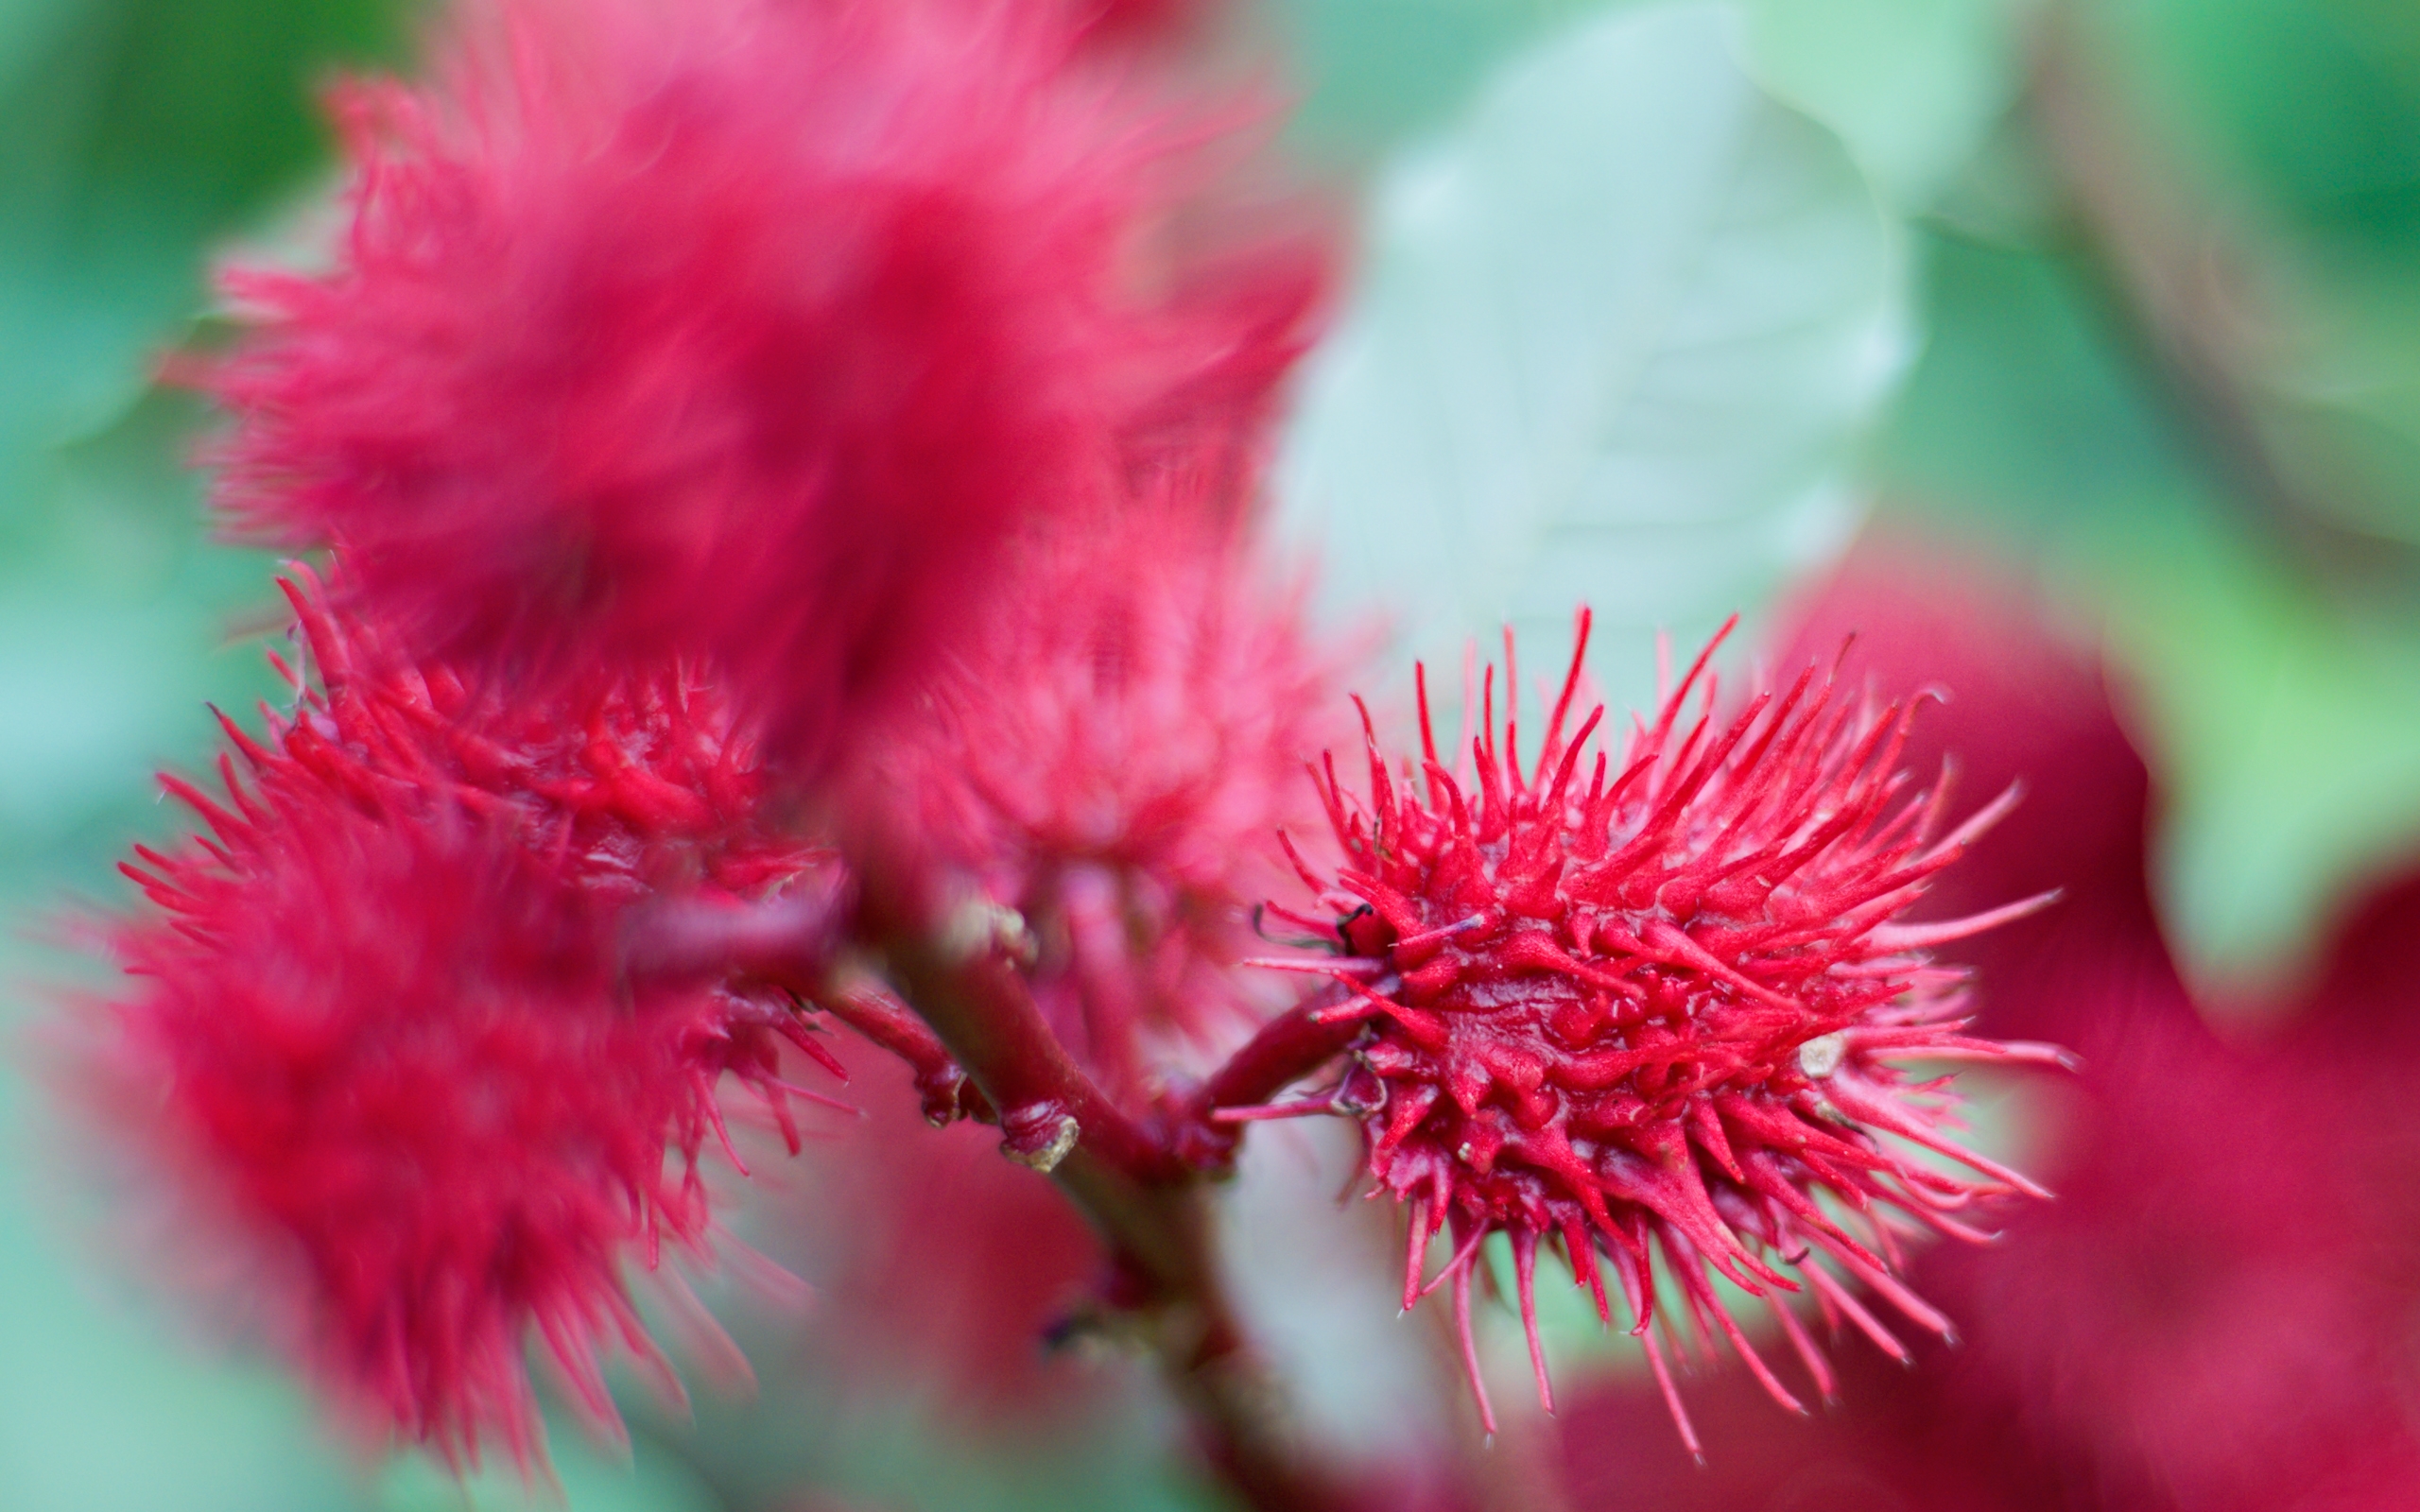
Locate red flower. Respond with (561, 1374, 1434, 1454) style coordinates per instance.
(82, 571, 837, 1468)
(100, 787, 814, 1469)
(1258, 612, 2063, 1442)
(203, 0, 1322, 773)
(264, 560, 816, 897)
(873, 513, 1341, 1096)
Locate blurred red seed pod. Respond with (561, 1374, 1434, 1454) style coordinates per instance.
(200, 0, 1325, 779)
(70, 559, 842, 1470)
(865, 508, 1345, 1098)
(92, 783, 824, 1469)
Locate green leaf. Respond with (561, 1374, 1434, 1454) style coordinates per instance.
(2094, 510, 2420, 1006)
(2107, 0, 2420, 266)
(1271, 0, 1611, 165)
(1735, 0, 2031, 210)
(1273, 1, 1909, 719)
(0, 0, 411, 513)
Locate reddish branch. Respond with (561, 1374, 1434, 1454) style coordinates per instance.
(1200, 986, 1362, 1116)
(863, 894, 1182, 1182)
(624, 849, 1381, 1510)
(819, 981, 989, 1126)
(847, 847, 1363, 1512)
(623, 881, 847, 989)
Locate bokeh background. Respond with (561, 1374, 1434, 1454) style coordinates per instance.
(9, 1, 2420, 1507)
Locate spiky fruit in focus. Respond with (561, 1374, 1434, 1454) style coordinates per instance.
(874, 512, 1339, 1097)
(203, 0, 1324, 772)
(1258, 613, 2066, 1446)
(84, 576, 836, 1469)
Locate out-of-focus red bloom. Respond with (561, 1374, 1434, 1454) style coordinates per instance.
(202, 0, 1323, 773)
(83, 575, 837, 1469)
(1252, 612, 2062, 1442)
(264, 561, 817, 897)
(101, 790, 811, 1469)
(775, 1030, 1109, 1422)
(1945, 1014, 2405, 1510)
(873, 513, 1340, 1096)
(1778, 538, 2420, 1507)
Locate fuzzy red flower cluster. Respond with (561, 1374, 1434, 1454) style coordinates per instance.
(69, 0, 2085, 1496)
(86, 0, 1336, 1473)
(204, 0, 1321, 771)
(1253, 614, 2065, 1444)
(873, 511, 1340, 1096)
(261, 564, 818, 895)
(108, 802, 759, 1466)
(95, 571, 833, 1466)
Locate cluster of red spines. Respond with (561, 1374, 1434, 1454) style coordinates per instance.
(256, 563, 819, 896)
(1262, 612, 2065, 1445)
(83, 0, 1352, 1472)
(878, 513, 1340, 1094)
(199, 0, 1322, 772)
(96, 573, 839, 1466)
(111, 801, 734, 1465)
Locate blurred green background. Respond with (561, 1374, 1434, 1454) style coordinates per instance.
(9, 0, 2420, 1506)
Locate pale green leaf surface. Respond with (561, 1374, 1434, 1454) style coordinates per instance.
(1215, 1121, 1454, 1468)
(2093, 512, 2420, 1005)
(1736, 0, 2031, 210)
(1272, 0, 1612, 165)
(1274, 2, 1908, 726)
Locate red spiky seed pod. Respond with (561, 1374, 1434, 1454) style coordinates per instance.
(81, 567, 840, 1469)
(1250, 611, 2066, 1448)
(98, 785, 823, 1469)
(201, 0, 1325, 774)
(263, 559, 820, 898)
(869, 510, 1340, 1097)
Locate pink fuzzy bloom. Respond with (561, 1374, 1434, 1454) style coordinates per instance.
(84, 571, 837, 1468)
(201, 0, 1325, 772)
(1257, 611, 2064, 1443)
(102, 790, 807, 1469)
(870, 513, 1340, 1096)
(261, 561, 818, 898)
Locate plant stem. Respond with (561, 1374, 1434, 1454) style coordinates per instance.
(818, 979, 989, 1125)
(850, 851, 1366, 1512)
(1201, 989, 1361, 1113)
(873, 913, 1181, 1181)
(624, 879, 847, 988)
